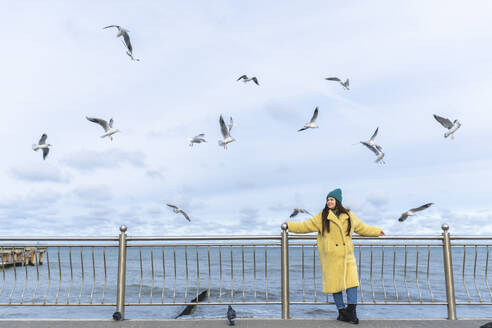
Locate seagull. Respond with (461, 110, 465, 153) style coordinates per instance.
(433, 114, 461, 139)
(361, 143, 385, 164)
(289, 208, 313, 218)
(166, 204, 191, 222)
(86, 117, 120, 141)
(218, 115, 236, 149)
(365, 127, 379, 147)
(32, 134, 51, 160)
(103, 25, 140, 61)
(298, 107, 319, 132)
(360, 128, 385, 164)
(398, 203, 434, 222)
(237, 75, 259, 85)
(189, 133, 207, 147)
(325, 77, 350, 90)
(227, 305, 236, 326)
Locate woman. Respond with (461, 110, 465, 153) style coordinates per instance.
(285, 188, 385, 324)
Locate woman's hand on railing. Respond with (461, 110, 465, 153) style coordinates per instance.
(380, 230, 385, 236)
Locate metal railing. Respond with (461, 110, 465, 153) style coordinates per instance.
(0, 223, 490, 320)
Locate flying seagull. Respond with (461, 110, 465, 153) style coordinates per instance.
(289, 208, 313, 218)
(360, 127, 385, 164)
(325, 77, 350, 90)
(237, 75, 259, 85)
(103, 25, 140, 61)
(227, 305, 237, 326)
(32, 134, 51, 160)
(189, 133, 207, 147)
(398, 203, 434, 222)
(298, 107, 319, 132)
(86, 117, 120, 141)
(218, 115, 236, 149)
(167, 204, 191, 222)
(433, 114, 461, 139)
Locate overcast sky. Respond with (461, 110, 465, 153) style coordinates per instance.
(1, 1, 491, 237)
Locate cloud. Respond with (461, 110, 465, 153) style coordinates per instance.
(264, 101, 301, 126)
(70, 185, 112, 203)
(9, 164, 70, 183)
(63, 149, 146, 172)
(365, 193, 389, 209)
(237, 207, 278, 233)
(146, 169, 165, 180)
(0, 190, 62, 211)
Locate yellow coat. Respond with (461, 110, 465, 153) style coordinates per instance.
(288, 210, 381, 294)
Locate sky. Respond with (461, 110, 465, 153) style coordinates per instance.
(1, 1, 492, 237)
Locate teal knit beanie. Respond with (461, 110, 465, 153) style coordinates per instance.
(326, 188, 342, 203)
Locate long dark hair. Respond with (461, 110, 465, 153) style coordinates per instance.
(321, 199, 351, 236)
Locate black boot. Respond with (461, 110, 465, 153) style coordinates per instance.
(345, 304, 359, 324)
(337, 308, 350, 322)
(337, 307, 350, 322)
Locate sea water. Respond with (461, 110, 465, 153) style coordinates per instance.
(0, 245, 490, 319)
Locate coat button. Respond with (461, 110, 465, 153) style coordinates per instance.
(336, 244, 338, 246)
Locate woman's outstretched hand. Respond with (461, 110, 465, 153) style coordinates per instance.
(380, 230, 386, 236)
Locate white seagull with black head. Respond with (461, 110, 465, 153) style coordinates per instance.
(298, 107, 319, 132)
(325, 77, 350, 90)
(237, 75, 259, 85)
(167, 204, 191, 222)
(189, 133, 207, 147)
(360, 127, 385, 164)
(32, 134, 51, 160)
(103, 25, 139, 61)
(289, 208, 313, 218)
(218, 115, 236, 149)
(86, 117, 120, 141)
(433, 114, 461, 139)
(398, 203, 434, 222)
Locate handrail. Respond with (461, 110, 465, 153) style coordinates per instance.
(0, 224, 491, 321)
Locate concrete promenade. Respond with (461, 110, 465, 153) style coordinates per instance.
(0, 319, 489, 328)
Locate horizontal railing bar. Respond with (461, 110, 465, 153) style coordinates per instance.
(0, 242, 464, 247)
(5, 242, 489, 247)
(289, 235, 443, 240)
(0, 237, 118, 241)
(3, 302, 490, 306)
(0, 244, 119, 248)
(3, 242, 488, 247)
(127, 243, 281, 247)
(0, 304, 116, 306)
(452, 243, 492, 246)
(125, 302, 282, 306)
(451, 236, 492, 240)
(126, 236, 282, 241)
(290, 302, 448, 305)
(2, 235, 490, 242)
(290, 243, 444, 247)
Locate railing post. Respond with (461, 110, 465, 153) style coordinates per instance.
(441, 223, 456, 320)
(280, 223, 290, 319)
(113, 225, 128, 321)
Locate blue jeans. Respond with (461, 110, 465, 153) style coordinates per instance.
(333, 287, 358, 309)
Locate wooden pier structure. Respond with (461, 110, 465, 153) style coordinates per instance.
(0, 248, 46, 267)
